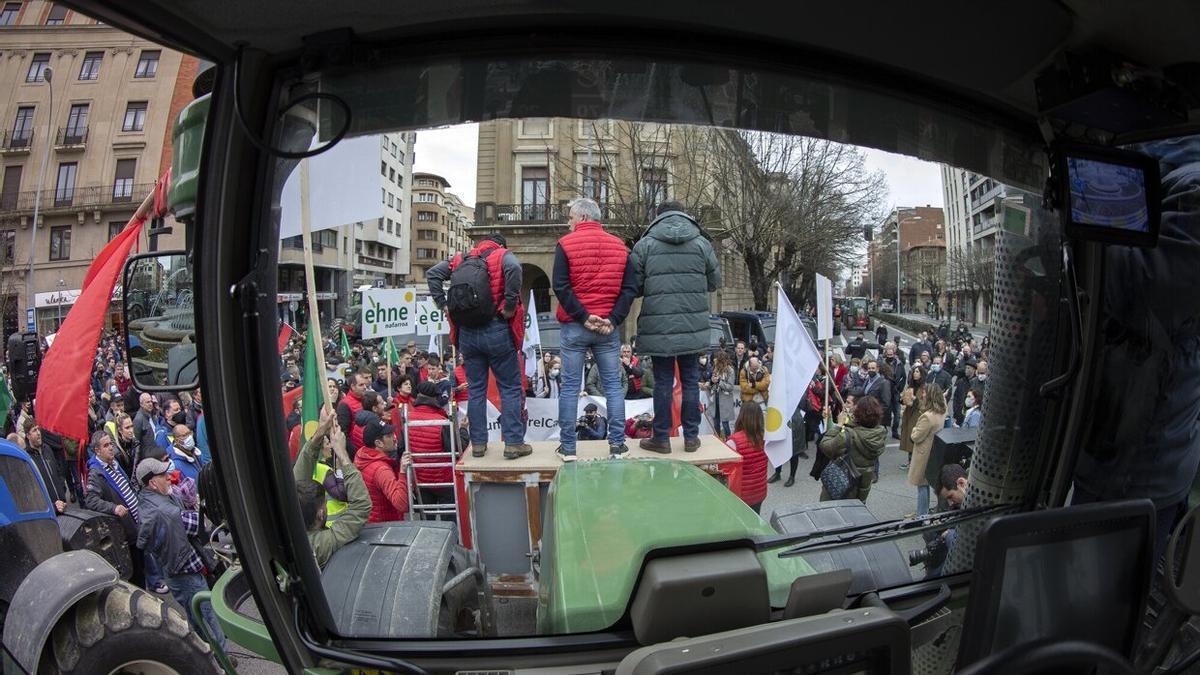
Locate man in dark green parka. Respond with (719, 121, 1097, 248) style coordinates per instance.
(628, 201, 721, 453)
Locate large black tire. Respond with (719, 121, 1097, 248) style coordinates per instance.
(38, 581, 219, 674)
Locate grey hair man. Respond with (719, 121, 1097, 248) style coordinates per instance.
(552, 196, 638, 461)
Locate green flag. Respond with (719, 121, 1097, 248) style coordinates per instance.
(385, 336, 402, 364)
(0, 372, 12, 432)
(339, 327, 352, 360)
(301, 322, 323, 443)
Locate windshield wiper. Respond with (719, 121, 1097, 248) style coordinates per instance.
(749, 503, 1018, 557)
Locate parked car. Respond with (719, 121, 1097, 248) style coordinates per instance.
(879, 298, 895, 313)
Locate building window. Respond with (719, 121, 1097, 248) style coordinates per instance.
(377, 219, 384, 231)
(134, 50, 159, 78)
(388, 167, 395, 182)
(64, 103, 88, 143)
(0, 3, 20, 26)
(27, 52, 50, 82)
(355, 240, 362, 253)
(44, 3, 66, 24)
(11, 106, 33, 146)
(380, 160, 386, 176)
(521, 166, 549, 218)
(49, 225, 70, 261)
(53, 162, 76, 206)
(108, 221, 124, 241)
(416, 248, 438, 259)
(519, 118, 551, 137)
(122, 101, 146, 132)
(417, 211, 436, 222)
(387, 192, 394, 208)
(386, 218, 393, 234)
(0, 230, 13, 263)
(418, 230, 438, 241)
(78, 50, 102, 80)
(581, 166, 608, 204)
(112, 158, 135, 201)
(416, 192, 438, 204)
(1, 165, 22, 209)
(642, 167, 668, 206)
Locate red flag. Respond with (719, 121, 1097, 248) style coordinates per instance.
(277, 323, 294, 355)
(670, 362, 682, 438)
(283, 384, 303, 419)
(36, 213, 148, 441)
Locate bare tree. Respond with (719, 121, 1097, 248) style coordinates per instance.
(913, 249, 945, 318)
(554, 121, 717, 242)
(946, 245, 993, 323)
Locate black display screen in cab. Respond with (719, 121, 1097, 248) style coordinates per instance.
(1056, 143, 1161, 247)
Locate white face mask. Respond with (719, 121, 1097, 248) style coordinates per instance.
(182, 436, 196, 450)
(965, 396, 977, 408)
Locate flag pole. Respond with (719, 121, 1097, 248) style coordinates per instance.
(823, 338, 830, 421)
(300, 159, 332, 414)
(387, 337, 393, 400)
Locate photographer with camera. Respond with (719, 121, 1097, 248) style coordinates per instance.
(910, 463, 969, 578)
(739, 356, 771, 404)
(576, 403, 607, 441)
(624, 412, 655, 440)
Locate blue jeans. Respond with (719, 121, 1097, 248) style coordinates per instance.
(557, 321, 624, 452)
(144, 550, 163, 588)
(165, 572, 226, 650)
(459, 319, 525, 445)
(917, 484, 931, 516)
(651, 354, 701, 441)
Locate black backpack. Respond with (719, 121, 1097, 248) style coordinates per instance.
(447, 251, 497, 328)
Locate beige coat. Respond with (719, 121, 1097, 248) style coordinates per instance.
(907, 409, 946, 486)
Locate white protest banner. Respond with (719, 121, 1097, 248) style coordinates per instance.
(459, 396, 708, 443)
(279, 135, 387, 239)
(361, 287, 417, 339)
(522, 290, 542, 379)
(763, 284, 823, 469)
(816, 273, 833, 341)
(415, 299, 449, 336)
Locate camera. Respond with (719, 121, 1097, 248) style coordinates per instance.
(577, 416, 591, 430)
(908, 532, 950, 570)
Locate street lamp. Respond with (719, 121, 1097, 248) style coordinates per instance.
(55, 278, 64, 331)
(25, 65, 54, 335)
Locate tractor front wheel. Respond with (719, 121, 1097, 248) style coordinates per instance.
(38, 581, 219, 674)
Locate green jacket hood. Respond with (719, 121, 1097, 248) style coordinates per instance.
(644, 211, 702, 244)
(849, 422, 889, 449)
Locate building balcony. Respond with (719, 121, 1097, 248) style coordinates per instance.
(0, 129, 33, 154)
(0, 182, 154, 214)
(55, 126, 88, 151)
(357, 254, 394, 269)
(475, 201, 617, 226)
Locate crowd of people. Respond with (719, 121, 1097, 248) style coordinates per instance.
(2, 196, 992, 658)
(3, 331, 228, 655)
(284, 197, 994, 532)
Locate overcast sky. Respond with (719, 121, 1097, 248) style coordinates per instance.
(413, 123, 945, 211)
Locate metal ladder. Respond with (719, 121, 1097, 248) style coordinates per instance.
(402, 402, 462, 526)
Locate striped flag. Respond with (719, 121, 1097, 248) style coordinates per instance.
(300, 321, 322, 443)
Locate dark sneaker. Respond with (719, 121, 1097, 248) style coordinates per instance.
(768, 472, 782, 484)
(609, 443, 629, 458)
(683, 437, 701, 452)
(504, 443, 534, 460)
(472, 442, 487, 458)
(555, 446, 577, 463)
(639, 438, 672, 454)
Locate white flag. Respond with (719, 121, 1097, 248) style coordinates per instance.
(428, 332, 438, 356)
(764, 284, 824, 468)
(522, 290, 542, 378)
(816, 273, 833, 341)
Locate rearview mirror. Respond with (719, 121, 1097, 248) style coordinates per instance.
(122, 251, 197, 391)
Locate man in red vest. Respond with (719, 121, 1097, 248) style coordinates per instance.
(427, 234, 530, 460)
(552, 197, 638, 462)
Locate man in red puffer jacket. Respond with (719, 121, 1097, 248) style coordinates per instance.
(353, 419, 409, 523)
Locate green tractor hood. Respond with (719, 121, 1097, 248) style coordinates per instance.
(536, 459, 815, 634)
